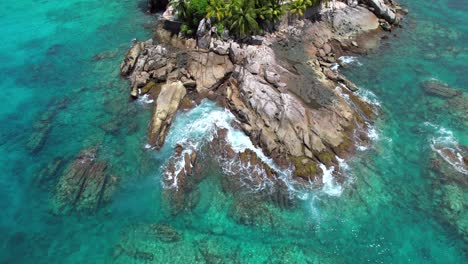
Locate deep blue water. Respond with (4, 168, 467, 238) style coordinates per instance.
(0, 0, 466, 263)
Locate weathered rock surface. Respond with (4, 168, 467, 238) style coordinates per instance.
(148, 81, 186, 149)
(120, 42, 143, 76)
(365, 0, 397, 24)
(51, 147, 118, 214)
(329, 5, 380, 38)
(121, 0, 403, 187)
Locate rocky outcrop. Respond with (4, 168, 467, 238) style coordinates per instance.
(51, 147, 119, 214)
(329, 5, 380, 38)
(148, 81, 186, 149)
(365, 0, 397, 24)
(162, 144, 201, 215)
(210, 128, 294, 208)
(121, 0, 403, 190)
(187, 51, 234, 93)
(120, 42, 143, 76)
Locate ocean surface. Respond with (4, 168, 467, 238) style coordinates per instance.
(0, 0, 466, 263)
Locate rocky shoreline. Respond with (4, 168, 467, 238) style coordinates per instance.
(121, 0, 406, 194)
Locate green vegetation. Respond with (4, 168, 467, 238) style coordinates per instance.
(170, 0, 325, 39)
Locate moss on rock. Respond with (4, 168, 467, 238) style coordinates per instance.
(292, 156, 321, 181)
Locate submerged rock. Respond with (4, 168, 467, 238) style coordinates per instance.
(429, 149, 468, 241)
(421, 80, 462, 98)
(51, 147, 119, 214)
(151, 223, 181, 242)
(27, 98, 68, 153)
(34, 157, 65, 187)
(162, 145, 201, 215)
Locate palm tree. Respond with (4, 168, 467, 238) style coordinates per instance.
(257, 1, 284, 21)
(288, 0, 309, 16)
(170, 0, 188, 20)
(228, 0, 259, 38)
(206, 0, 227, 21)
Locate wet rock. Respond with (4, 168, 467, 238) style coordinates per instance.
(162, 145, 200, 215)
(140, 81, 160, 95)
(51, 147, 118, 214)
(292, 156, 321, 181)
(148, 81, 187, 149)
(380, 20, 392, 31)
(365, 0, 397, 24)
(120, 42, 143, 76)
(421, 80, 462, 98)
(120, 6, 389, 186)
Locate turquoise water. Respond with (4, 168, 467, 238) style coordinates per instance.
(0, 0, 466, 263)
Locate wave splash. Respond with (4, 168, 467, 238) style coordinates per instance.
(159, 100, 348, 198)
(424, 122, 467, 175)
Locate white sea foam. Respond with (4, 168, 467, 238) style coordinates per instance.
(339, 56, 362, 66)
(319, 163, 343, 196)
(159, 100, 349, 198)
(331, 63, 340, 71)
(367, 125, 379, 141)
(357, 89, 381, 107)
(335, 86, 382, 151)
(424, 122, 467, 175)
(137, 94, 154, 104)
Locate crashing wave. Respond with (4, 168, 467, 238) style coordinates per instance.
(158, 100, 349, 198)
(424, 122, 467, 175)
(339, 56, 363, 66)
(137, 94, 154, 104)
(356, 88, 381, 107)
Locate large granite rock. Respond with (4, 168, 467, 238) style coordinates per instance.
(120, 42, 143, 76)
(186, 51, 234, 93)
(330, 5, 380, 38)
(148, 81, 187, 149)
(365, 0, 397, 24)
(120, 0, 399, 187)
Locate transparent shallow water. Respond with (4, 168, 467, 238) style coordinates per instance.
(0, 0, 467, 263)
